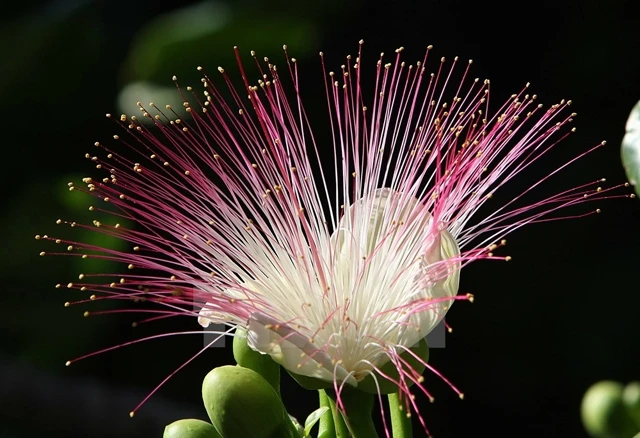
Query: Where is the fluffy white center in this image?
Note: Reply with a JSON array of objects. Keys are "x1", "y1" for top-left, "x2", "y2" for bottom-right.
[{"x1": 199, "y1": 188, "x2": 460, "y2": 385}]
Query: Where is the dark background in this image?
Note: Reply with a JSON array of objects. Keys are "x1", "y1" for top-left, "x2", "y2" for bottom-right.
[{"x1": 3, "y1": 0, "x2": 640, "y2": 437}]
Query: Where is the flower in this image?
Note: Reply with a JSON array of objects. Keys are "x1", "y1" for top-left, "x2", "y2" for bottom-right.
[{"x1": 38, "y1": 41, "x2": 626, "y2": 429}]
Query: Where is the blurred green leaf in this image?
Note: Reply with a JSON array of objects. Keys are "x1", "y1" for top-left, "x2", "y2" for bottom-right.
[
  {"x1": 581, "y1": 381, "x2": 638, "y2": 438},
  {"x1": 117, "y1": 82, "x2": 189, "y2": 124},
  {"x1": 58, "y1": 175, "x2": 131, "y2": 272},
  {"x1": 7, "y1": 175, "x2": 133, "y2": 366},
  {"x1": 624, "y1": 382, "x2": 640, "y2": 429},
  {"x1": 121, "y1": 0, "x2": 318, "y2": 86},
  {"x1": 621, "y1": 100, "x2": 640, "y2": 197}
]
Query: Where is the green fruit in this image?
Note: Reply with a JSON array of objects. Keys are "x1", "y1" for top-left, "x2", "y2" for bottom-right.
[
  {"x1": 163, "y1": 418, "x2": 221, "y2": 438},
  {"x1": 202, "y1": 365, "x2": 298, "y2": 438},
  {"x1": 232, "y1": 328, "x2": 281, "y2": 395},
  {"x1": 581, "y1": 380, "x2": 638, "y2": 437}
]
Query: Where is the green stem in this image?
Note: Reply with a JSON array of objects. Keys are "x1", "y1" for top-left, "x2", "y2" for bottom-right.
[
  {"x1": 327, "y1": 390, "x2": 350, "y2": 437},
  {"x1": 326, "y1": 388, "x2": 378, "y2": 438},
  {"x1": 318, "y1": 390, "x2": 336, "y2": 438},
  {"x1": 388, "y1": 393, "x2": 412, "y2": 438}
]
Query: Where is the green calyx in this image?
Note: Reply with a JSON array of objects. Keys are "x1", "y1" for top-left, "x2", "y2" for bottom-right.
[
  {"x1": 202, "y1": 365, "x2": 299, "y2": 438},
  {"x1": 163, "y1": 419, "x2": 221, "y2": 438},
  {"x1": 286, "y1": 338, "x2": 429, "y2": 396},
  {"x1": 287, "y1": 368, "x2": 334, "y2": 390},
  {"x1": 232, "y1": 327, "x2": 281, "y2": 395}
]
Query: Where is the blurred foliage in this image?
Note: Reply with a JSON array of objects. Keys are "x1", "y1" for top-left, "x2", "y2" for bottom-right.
[
  {"x1": 4, "y1": 174, "x2": 128, "y2": 368},
  {"x1": 581, "y1": 381, "x2": 640, "y2": 438},
  {"x1": 120, "y1": 1, "x2": 320, "y2": 86}
]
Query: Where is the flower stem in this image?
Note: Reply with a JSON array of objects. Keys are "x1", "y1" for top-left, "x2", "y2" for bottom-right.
[
  {"x1": 318, "y1": 390, "x2": 337, "y2": 438},
  {"x1": 325, "y1": 388, "x2": 378, "y2": 438},
  {"x1": 388, "y1": 393, "x2": 412, "y2": 438},
  {"x1": 320, "y1": 389, "x2": 350, "y2": 437}
]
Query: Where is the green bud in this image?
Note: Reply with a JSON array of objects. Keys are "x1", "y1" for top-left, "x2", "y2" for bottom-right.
[
  {"x1": 581, "y1": 380, "x2": 638, "y2": 438},
  {"x1": 202, "y1": 365, "x2": 299, "y2": 438},
  {"x1": 233, "y1": 328, "x2": 281, "y2": 395},
  {"x1": 623, "y1": 381, "x2": 640, "y2": 428},
  {"x1": 163, "y1": 419, "x2": 221, "y2": 438},
  {"x1": 357, "y1": 338, "x2": 429, "y2": 394}
]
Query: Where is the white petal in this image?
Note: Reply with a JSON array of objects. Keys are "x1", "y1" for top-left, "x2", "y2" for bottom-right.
[
  {"x1": 331, "y1": 188, "x2": 460, "y2": 360},
  {"x1": 246, "y1": 313, "x2": 357, "y2": 386},
  {"x1": 197, "y1": 280, "x2": 261, "y2": 327},
  {"x1": 197, "y1": 305, "x2": 224, "y2": 328}
]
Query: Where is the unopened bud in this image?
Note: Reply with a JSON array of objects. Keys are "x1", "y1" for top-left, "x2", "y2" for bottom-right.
[
  {"x1": 202, "y1": 365, "x2": 298, "y2": 438},
  {"x1": 163, "y1": 418, "x2": 221, "y2": 437}
]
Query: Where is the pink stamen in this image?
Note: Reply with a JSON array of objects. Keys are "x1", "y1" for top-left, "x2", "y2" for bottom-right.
[{"x1": 37, "y1": 41, "x2": 630, "y2": 436}]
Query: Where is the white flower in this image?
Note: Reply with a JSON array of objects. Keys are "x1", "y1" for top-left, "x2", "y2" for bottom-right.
[
  {"x1": 46, "y1": 42, "x2": 621, "y2": 427},
  {"x1": 199, "y1": 188, "x2": 460, "y2": 384}
]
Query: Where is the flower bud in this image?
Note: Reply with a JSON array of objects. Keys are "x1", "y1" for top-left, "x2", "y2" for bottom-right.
[
  {"x1": 581, "y1": 380, "x2": 638, "y2": 437},
  {"x1": 163, "y1": 418, "x2": 221, "y2": 438},
  {"x1": 233, "y1": 327, "x2": 281, "y2": 395},
  {"x1": 202, "y1": 365, "x2": 299, "y2": 438}
]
